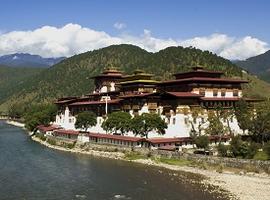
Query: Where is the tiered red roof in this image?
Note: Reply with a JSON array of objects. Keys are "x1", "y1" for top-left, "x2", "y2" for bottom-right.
[
  {"x1": 69, "y1": 99, "x2": 121, "y2": 106},
  {"x1": 166, "y1": 92, "x2": 203, "y2": 98},
  {"x1": 118, "y1": 93, "x2": 153, "y2": 98},
  {"x1": 200, "y1": 97, "x2": 241, "y2": 101},
  {"x1": 160, "y1": 77, "x2": 248, "y2": 85}
]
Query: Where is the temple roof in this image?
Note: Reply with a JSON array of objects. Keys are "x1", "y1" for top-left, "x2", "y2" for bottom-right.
[
  {"x1": 160, "y1": 77, "x2": 248, "y2": 85},
  {"x1": 86, "y1": 91, "x2": 120, "y2": 96},
  {"x1": 118, "y1": 79, "x2": 159, "y2": 85},
  {"x1": 91, "y1": 67, "x2": 123, "y2": 79},
  {"x1": 173, "y1": 66, "x2": 224, "y2": 79},
  {"x1": 120, "y1": 69, "x2": 155, "y2": 83},
  {"x1": 200, "y1": 97, "x2": 241, "y2": 101},
  {"x1": 166, "y1": 92, "x2": 203, "y2": 98},
  {"x1": 118, "y1": 93, "x2": 154, "y2": 98},
  {"x1": 69, "y1": 99, "x2": 121, "y2": 106}
]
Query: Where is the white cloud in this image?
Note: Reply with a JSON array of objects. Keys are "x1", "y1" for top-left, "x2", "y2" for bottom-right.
[
  {"x1": 0, "y1": 23, "x2": 268, "y2": 60},
  {"x1": 113, "y1": 22, "x2": 126, "y2": 30}
]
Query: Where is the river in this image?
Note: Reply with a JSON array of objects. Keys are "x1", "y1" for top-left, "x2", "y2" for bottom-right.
[{"x1": 0, "y1": 121, "x2": 227, "y2": 200}]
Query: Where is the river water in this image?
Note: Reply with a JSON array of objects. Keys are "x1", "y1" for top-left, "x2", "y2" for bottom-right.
[{"x1": 0, "y1": 121, "x2": 227, "y2": 200}]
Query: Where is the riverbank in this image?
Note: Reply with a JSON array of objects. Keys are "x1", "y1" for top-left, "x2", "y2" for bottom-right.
[
  {"x1": 4, "y1": 120, "x2": 25, "y2": 129},
  {"x1": 5, "y1": 120, "x2": 270, "y2": 200},
  {"x1": 31, "y1": 135, "x2": 270, "y2": 200}
]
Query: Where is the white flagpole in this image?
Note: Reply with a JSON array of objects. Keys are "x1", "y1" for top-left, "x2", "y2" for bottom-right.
[{"x1": 105, "y1": 94, "x2": 108, "y2": 116}]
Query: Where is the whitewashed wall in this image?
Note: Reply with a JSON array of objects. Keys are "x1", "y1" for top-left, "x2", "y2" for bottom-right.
[{"x1": 54, "y1": 104, "x2": 244, "y2": 138}]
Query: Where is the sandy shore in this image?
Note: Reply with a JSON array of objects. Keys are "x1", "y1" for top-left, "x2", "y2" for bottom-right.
[
  {"x1": 4, "y1": 120, "x2": 25, "y2": 129},
  {"x1": 5, "y1": 121, "x2": 270, "y2": 200}
]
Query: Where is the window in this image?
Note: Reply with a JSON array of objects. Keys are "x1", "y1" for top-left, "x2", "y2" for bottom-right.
[
  {"x1": 199, "y1": 88, "x2": 205, "y2": 96},
  {"x1": 213, "y1": 89, "x2": 218, "y2": 97},
  {"x1": 233, "y1": 89, "x2": 238, "y2": 97},
  {"x1": 221, "y1": 90, "x2": 226, "y2": 97}
]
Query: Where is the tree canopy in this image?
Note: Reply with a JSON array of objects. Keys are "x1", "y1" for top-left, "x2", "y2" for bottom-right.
[
  {"x1": 101, "y1": 111, "x2": 131, "y2": 135},
  {"x1": 130, "y1": 113, "x2": 167, "y2": 138},
  {"x1": 235, "y1": 100, "x2": 270, "y2": 144},
  {"x1": 75, "y1": 111, "x2": 97, "y2": 132},
  {"x1": 24, "y1": 104, "x2": 57, "y2": 131}
]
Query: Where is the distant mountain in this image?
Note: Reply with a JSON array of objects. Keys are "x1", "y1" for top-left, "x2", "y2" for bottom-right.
[
  {"x1": 0, "y1": 53, "x2": 66, "y2": 68},
  {"x1": 236, "y1": 50, "x2": 270, "y2": 82},
  {"x1": 1, "y1": 44, "x2": 270, "y2": 114}
]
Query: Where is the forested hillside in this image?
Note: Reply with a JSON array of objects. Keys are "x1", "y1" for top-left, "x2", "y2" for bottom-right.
[
  {"x1": 236, "y1": 50, "x2": 270, "y2": 82},
  {"x1": 1, "y1": 44, "x2": 270, "y2": 114},
  {"x1": 0, "y1": 65, "x2": 44, "y2": 106}
]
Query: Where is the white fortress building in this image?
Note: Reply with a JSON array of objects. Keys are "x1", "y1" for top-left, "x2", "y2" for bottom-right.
[{"x1": 54, "y1": 66, "x2": 254, "y2": 138}]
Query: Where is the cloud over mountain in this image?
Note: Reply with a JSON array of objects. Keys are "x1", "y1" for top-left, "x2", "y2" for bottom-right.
[{"x1": 0, "y1": 23, "x2": 268, "y2": 60}]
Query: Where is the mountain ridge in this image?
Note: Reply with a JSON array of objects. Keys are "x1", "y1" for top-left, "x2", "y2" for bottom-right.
[
  {"x1": 236, "y1": 50, "x2": 270, "y2": 82},
  {"x1": 0, "y1": 53, "x2": 66, "y2": 68}
]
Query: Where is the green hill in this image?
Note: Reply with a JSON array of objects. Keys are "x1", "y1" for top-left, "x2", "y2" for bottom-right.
[
  {"x1": 1, "y1": 44, "x2": 270, "y2": 114},
  {"x1": 0, "y1": 65, "x2": 44, "y2": 105},
  {"x1": 236, "y1": 50, "x2": 270, "y2": 82}
]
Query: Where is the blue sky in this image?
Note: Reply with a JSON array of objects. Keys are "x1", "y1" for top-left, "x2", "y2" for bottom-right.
[{"x1": 0, "y1": 0, "x2": 269, "y2": 59}]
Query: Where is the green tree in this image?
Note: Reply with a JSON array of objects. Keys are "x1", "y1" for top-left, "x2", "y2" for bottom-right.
[
  {"x1": 248, "y1": 100, "x2": 270, "y2": 144},
  {"x1": 101, "y1": 111, "x2": 131, "y2": 135},
  {"x1": 217, "y1": 143, "x2": 229, "y2": 157},
  {"x1": 194, "y1": 135, "x2": 210, "y2": 150},
  {"x1": 8, "y1": 103, "x2": 26, "y2": 119},
  {"x1": 263, "y1": 141, "x2": 270, "y2": 159},
  {"x1": 205, "y1": 111, "x2": 227, "y2": 141},
  {"x1": 75, "y1": 111, "x2": 97, "y2": 132},
  {"x1": 235, "y1": 99, "x2": 252, "y2": 134},
  {"x1": 130, "y1": 115, "x2": 145, "y2": 136},
  {"x1": 220, "y1": 108, "x2": 235, "y2": 136},
  {"x1": 189, "y1": 107, "x2": 206, "y2": 138},
  {"x1": 24, "y1": 104, "x2": 57, "y2": 131},
  {"x1": 130, "y1": 113, "x2": 167, "y2": 138}
]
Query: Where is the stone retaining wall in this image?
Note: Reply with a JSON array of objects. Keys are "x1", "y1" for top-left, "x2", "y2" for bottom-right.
[{"x1": 46, "y1": 135, "x2": 76, "y2": 148}]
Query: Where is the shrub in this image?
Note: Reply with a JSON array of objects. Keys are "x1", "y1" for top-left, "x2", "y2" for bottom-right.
[
  {"x1": 40, "y1": 135, "x2": 46, "y2": 141},
  {"x1": 47, "y1": 138, "x2": 56, "y2": 145},
  {"x1": 194, "y1": 135, "x2": 209, "y2": 150},
  {"x1": 230, "y1": 136, "x2": 258, "y2": 158},
  {"x1": 65, "y1": 142, "x2": 75, "y2": 149},
  {"x1": 263, "y1": 141, "x2": 270, "y2": 159},
  {"x1": 217, "y1": 143, "x2": 228, "y2": 157},
  {"x1": 253, "y1": 151, "x2": 269, "y2": 161},
  {"x1": 246, "y1": 142, "x2": 260, "y2": 159},
  {"x1": 147, "y1": 151, "x2": 152, "y2": 158},
  {"x1": 244, "y1": 164, "x2": 260, "y2": 173},
  {"x1": 216, "y1": 164, "x2": 224, "y2": 173},
  {"x1": 198, "y1": 161, "x2": 209, "y2": 170}
]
